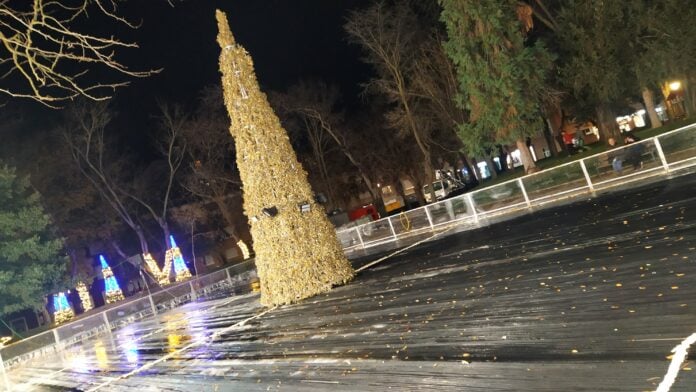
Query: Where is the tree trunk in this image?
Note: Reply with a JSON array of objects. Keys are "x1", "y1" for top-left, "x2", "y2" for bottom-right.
[
  {"x1": 160, "y1": 219, "x2": 171, "y2": 249},
  {"x1": 363, "y1": 179, "x2": 379, "y2": 205},
  {"x1": 684, "y1": 75, "x2": 696, "y2": 118},
  {"x1": 516, "y1": 139, "x2": 537, "y2": 173},
  {"x1": 642, "y1": 87, "x2": 662, "y2": 129},
  {"x1": 596, "y1": 105, "x2": 621, "y2": 145},
  {"x1": 214, "y1": 197, "x2": 240, "y2": 241},
  {"x1": 134, "y1": 227, "x2": 149, "y2": 254},
  {"x1": 423, "y1": 163, "x2": 436, "y2": 203},
  {"x1": 543, "y1": 118, "x2": 560, "y2": 156},
  {"x1": 409, "y1": 174, "x2": 426, "y2": 206},
  {"x1": 68, "y1": 249, "x2": 79, "y2": 281}
]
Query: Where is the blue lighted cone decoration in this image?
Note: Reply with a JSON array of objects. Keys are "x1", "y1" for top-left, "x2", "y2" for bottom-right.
[
  {"x1": 169, "y1": 235, "x2": 192, "y2": 282},
  {"x1": 100, "y1": 255, "x2": 125, "y2": 304},
  {"x1": 53, "y1": 292, "x2": 74, "y2": 324}
]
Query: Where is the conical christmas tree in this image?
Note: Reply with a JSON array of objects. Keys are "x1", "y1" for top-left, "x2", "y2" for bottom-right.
[
  {"x1": 215, "y1": 10, "x2": 354, "y2": 306},
  {"x1": 169, "y1": 235, "x2": 192, "y2": 282},
  {"x1": 100, "y1": 255, "x2": 124, "y2": 304},
  {"x1": 52, "y1": 292, "x2": 74, "y2": 324}
]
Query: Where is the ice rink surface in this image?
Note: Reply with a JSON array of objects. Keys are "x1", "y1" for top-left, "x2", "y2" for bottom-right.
[{"x1": 6, "y1": 173, "x2": 696, "y2": 391}]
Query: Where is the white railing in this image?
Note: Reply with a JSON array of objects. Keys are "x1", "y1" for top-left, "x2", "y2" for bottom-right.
[
  {"x1": 0, "y1": 260, "x2": 256, "y2": 380},
  {"x1": 336, "y1": 123, "x2": 696, "y2": 253},
  {"x1": 1, "y1": 123, "x2": 694, "y2": 391}
]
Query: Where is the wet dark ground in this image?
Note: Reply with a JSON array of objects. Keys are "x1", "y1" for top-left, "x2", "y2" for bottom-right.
[{"x1": 7, "y1": 173, "x2": 696, "y2": 391}]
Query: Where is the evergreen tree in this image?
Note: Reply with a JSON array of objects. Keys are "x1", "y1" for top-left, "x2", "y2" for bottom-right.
[
  {"x1": 0, "y1": 164, "x2": 66, "y2": 316},
  {"x1": 439, "y1": 0, "x2": 554, "y2": 173},
  {"x1": 639, "y1": 0, "x2": 696, "y2": 117},
  {"x1": 554, "y1": 1, "x2": 640, "y2": 142},
  {"x1": 215, "y1": 10, "x2": 354, "y2": 307}
]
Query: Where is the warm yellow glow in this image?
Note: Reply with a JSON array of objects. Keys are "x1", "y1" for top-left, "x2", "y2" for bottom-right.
[
  {"x1": 94, "y1": 341, "x2": 109, "y2": 370},
  {"x1": 669, "y1": 81, "x2": 682, "y2": 91},
  {"x1": 0, "y1": 336, "x2": 12, "y2": 347},
  {"x1": 76, "y1": 281, "x2": 93, "y2": 312},
  {"x1": 160, "y1": 249, "x2": 174, "y2": 285},
  {"x1": 216, "y1": 10, "x2": 354, "y2": 307},
  {"x1": 237, "y1": 240, "x2": 250, "y2": 260},
  {"x1": 143, "y1": 253, "x2": 167, "y2": 284},
  {"x1": 105, "y1": 291, "x2": 124, "y2": 304},
  {"x1": 102, "y1": 263, "x2": 125, "y2": 304},
  {"x1": 170, "y1": 246, "x2": 192, "y2": 282},
  {"x1": 54, "y1": 307, "x2": 74, "y2": 325}
]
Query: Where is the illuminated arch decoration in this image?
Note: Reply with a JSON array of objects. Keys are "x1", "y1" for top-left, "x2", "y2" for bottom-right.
[
  {"x1": 168, "y1": 235, "x2": 192, "y2": 282},
  {"x1": 100, "y1": 255, "x2": 125, "y2": 304},
  {"x1": 53, "y1": 292, "x2": 74, "y2": 324},
  {"x1": 143, "y1": 252, "x2": 168, "y2": 285},
  {"x1": 75, "y1": 281, "x2": 93, "y2": 312}
]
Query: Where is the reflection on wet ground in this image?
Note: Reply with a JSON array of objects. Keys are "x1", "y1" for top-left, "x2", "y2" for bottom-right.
[{"x1": 7, "y1": 173, "x2": 696, "y2": 391}]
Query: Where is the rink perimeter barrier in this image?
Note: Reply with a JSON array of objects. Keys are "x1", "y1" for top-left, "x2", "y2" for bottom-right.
[{"x1": 336, "y1": 123, "x2": 696, "y2": 254}]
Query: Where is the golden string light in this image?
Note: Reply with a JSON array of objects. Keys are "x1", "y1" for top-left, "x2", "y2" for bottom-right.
[
  {"x1": 216, "y1": 10, "x2": 354, "y2": 306},
  {"x1": 237, "y1": 239, "x2": 251, "y2": 260},
  {"x1": 76, "y1": 281, "x2": 93, "y2": 312}
]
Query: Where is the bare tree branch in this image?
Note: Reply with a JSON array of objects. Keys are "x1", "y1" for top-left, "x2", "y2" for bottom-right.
[{"x1": 0, "y1": 0, "x2": 159, "y2": 107}]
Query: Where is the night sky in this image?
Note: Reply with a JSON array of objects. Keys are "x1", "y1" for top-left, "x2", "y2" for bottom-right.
[
  {"x1": 3, "y1": 1, "x2": 375, "y2": 151},
  {"x1": 114, "y1": 0, "x2": 374, "y2": 121}
]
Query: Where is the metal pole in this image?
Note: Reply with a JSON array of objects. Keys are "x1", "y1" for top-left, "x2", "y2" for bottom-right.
[
  {"x1": 517, "y1": 178, "x2": 532, "y2": 209},
  {"x1": 225, "y1": 267, "x2": 233, "y2": 286},
  {"x1": 52, "y1": 329, "x2": 60, "y2": 345},
  {"x1": 653, "y1": 137, "x2": 670, "y2": 172},
  {"x1": 140, "y1": 269, "x2": 157, "y2": 316},
  {"x1": 387, "y1": 217, "x2": 397, "y2": 240},
  {"x1": 466, "y1": 193, "x2": 479, "y2": 224},
  {"x1": 148, "y1": 293, "x2": 157, "y2": 316},
  {"x1": 0, "y1": 350, "x2": 11, "y2": 392},
  {"x1": 355, "y1": 227, "x2": 365, "y2": 249},
  {"x1": 579, "y1": 159, "x2": 595, "y2": 193},
  {"x1": 102, "y1": 312, "x2": 110, "y2": 332},
  {"x1": 189, "y1": 281, "x2": 197, "y2": 301},
  {"x1": 424, "y1": 206, "x2": 434, "y2": 231}
]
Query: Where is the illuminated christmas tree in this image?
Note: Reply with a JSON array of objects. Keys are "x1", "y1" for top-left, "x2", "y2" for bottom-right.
[
  {"x1": 52, "y1": 292, "x2": 74, "y2": 324},
  {"x1": 168, "y1": 235, "x2": 192, "y2": 282},
  {"x1": 215, "y1": 10, "x2": 354, "y2": 306},
  {"x1": 100, "y1": 255, "x2": 124, "y2": 304},
  {"x1": 75, "y1": 281, "x2": 93, "y2": 312}
]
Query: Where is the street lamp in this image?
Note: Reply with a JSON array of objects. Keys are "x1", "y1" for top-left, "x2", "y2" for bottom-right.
[{"x1": 669, "y1": 81, "x2": 682, "y2": 91}]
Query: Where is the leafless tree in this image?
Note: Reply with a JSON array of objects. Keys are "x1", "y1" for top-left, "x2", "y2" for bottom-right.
[
  {"x1": 0, "y1": 0, "x2": 158, "y2": 107},
  {"x1": 272, "y1": 80, "x2": 381, "y2": 205},
  {"x1": 123, "y1": 103, "x2": 187, "y2": 248},
  {"x1": 179, "y1": 86, "x2": 247, "y2": 243},
  {"x1": 62, "y1": 101, "x2": 152, "y2": 253},
  {"x1": 345, "y1": 2, "x2": 437, "y2": 201}
]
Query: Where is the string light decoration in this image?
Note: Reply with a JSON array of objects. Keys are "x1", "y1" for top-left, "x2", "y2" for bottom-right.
[
  {"x1": 237, "y1": 239, "x2": 250, "y2": 260},
  {"x1": 143, "y1": 252, "x2": 167, "y2": 284},
  {"x1": 53, "y1": 292, "x2": 74, "y2": 324},
  {"x1": 216, "y1": 10, "x2": 354, "y2": 307},
  {"x1": 76, "y1": 281, "x2": 93, "y2": 312},
  {"x1": 169, "y1": 235, "x2": 192, "y2": 282},
  {"x1": 100, "y1": 255, "x2": 125, "y2": 304}
]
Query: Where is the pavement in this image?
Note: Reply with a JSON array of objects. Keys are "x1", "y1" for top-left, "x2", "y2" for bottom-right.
[{"x1": 5, "y1": 172, "x2": 696, "y2": 391}]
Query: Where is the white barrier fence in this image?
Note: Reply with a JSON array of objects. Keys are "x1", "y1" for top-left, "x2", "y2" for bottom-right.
[
  {"x1": 336, "y1": 123, "x2": 696, "y2": 253},
  {"x1": 1, "y1": 123, "x2": 695, "y2": 391},
  {"x1": 0, "y1": 260, "x2": 255, "y2": 385}
]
